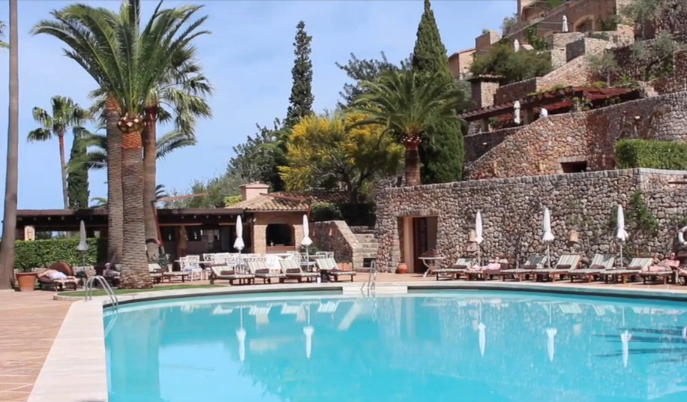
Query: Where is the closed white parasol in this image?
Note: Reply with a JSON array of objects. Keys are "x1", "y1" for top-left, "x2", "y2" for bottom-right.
[
  {"x1": 475, "y1": 211, "x2": 484, "y2": 265},
  {"x1": 616, "y1": 205, "x2": 628, "y2": 268},
  {"x1": 234, "y1": 215, "x2": 245, "y2": 252},
  {"x1": 77, "y1": 220, "x2": 88, "y2": 269},
  {"x1": 542, "y1": 208, "x2": 555, "y2": 268}
]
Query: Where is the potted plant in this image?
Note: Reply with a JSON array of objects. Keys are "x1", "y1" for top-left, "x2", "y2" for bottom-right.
[
  {"x1": 15, "y1": 267, "x2": 38, "y2": 292},
  {"x1": 397, "y1": 262, "x2": 408, "y2": 274}
]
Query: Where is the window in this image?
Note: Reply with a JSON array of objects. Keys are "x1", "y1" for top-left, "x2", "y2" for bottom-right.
[
  {"x1": 266, "y1": 224, "x2": 294, "y2": 247},
  {"x1": 560, "y1": 161, "x2": 588, "y2": 173}
]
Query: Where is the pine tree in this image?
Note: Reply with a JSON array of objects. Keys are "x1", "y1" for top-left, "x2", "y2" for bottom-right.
[
  {"x1": 284, "y1": 21, "x2": 314, "y2": 129},
  {"x1": 67, "y1": 134, "x2": 89, "y2": 209},
  {"x1": 411, "y1": 0, "x2": 465, "y2": 184}
]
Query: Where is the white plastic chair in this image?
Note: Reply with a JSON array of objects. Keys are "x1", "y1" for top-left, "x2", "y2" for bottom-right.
[{"x1": 180, "y1": 255, "x2": 203, "y2": 281}]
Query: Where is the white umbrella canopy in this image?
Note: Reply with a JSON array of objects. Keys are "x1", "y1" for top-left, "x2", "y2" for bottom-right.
[
  {"x1": 475, "y1": 211, "x2": 484, "y2": 265},
  {"x1": 301, "y1": 214, "x2": 313, "y2": 247},
  {"x1": 542, "y1": 208, "x2": 555, "y2": 268},
  {"x1": 77, "y1": 220, "x2": 89, "y2": 252},
  {"x1": 234, "y1": 215, "x2": 245, "y2": 252},
  {"x1": 616, "y1": 206, "x2": 628, "y2": 268}
]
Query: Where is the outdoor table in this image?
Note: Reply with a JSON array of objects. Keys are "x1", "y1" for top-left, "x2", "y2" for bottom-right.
[
  {"x1": 420, "y1": 256, "x2": 445, "y2": 278},
  {"x1": 162, "y1": 272, "x2": 190, "y2": 283}
]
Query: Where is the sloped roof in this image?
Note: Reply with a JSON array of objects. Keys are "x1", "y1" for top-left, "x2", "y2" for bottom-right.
[{"x1": 229, "y1": 191, "x2": 350, "y2": 212}]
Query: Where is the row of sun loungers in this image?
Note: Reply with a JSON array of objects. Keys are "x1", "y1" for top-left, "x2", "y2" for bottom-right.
[
  {"x1": 208, "y1": 257, "x2": 356, "y2": 285},
  {"x1": 435, "y1": 254, "x2": 687, "y2": 285}
]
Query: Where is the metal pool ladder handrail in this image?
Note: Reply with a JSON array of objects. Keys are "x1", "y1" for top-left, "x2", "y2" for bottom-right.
[
  {"x1": 85, "y1": 275, "x2": 119, "y2": 310},
  {"x1": 361, "y1": 259, "x2": 376, "y2": 296}
]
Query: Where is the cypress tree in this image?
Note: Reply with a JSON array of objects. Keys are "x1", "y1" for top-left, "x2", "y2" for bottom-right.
[
  {"x1": 411, "y1": 0, "x2": 465, "y2": 184},
  {"x1": 67, "y1": 134, "x2": 89, "y2": 209},
  {"x1": 284, "y1": 21, "x2": 314, "y2": 129}
]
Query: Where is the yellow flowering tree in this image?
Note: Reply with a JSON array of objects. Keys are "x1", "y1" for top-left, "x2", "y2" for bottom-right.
[{"x1": 280, "y1": 112, "x2": 403, "y2": 203}]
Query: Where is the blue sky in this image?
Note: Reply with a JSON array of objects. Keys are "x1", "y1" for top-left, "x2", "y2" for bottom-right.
[{"x1": 0, "y1": 0, "x2": 513, "y2": 211}]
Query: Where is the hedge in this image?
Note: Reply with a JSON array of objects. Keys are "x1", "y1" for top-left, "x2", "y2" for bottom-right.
[
  {"x1": 615, "y1": 139, "x2": 687, "y2": 170},
  {"x1": 14, "y1": 238, "x2": 107, "y2": 271}
]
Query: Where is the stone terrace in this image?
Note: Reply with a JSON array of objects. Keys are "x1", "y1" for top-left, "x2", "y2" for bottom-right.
[
  {"x1": 375, "y1": 169, "x2": 687, "y2": 273},
  {"x1": 0, "y1": 291, "x2": 72, "y2": 402}
]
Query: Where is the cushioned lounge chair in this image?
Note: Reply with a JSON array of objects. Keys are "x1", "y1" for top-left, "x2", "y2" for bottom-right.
[
  {"x1": 209, "y1": 265, "x2": 254, "y2": 285},
  {"x1": 569, "y1": 254, "x2": 615, "y2": 283},
  {"x1": 496, "y1": 255, "x2": 547, "y2": 281},
  {"x1": 465, "y1": 258, "x2": 509, "y2": 280},
  {"x1": 600, "y1": 257, "x2": 653, "y2": 284},
  {"x1": 37, "y1": 262, "x2": 79, "y2": 291},
  {"x1": 316, "y1": 258, "x2": 356, "y2": 282},
  {"x1": 435, "y1": 257, "x2": 473, "y2": 280},
  {"x1": 280, "y1": 259, "x2": 320, "y2": 283},
  {"x1": 536, "y1": 254, "x2": 582, "y2": 281},
  {"x1": 638, "y1": 261, "x2": 676, "y2": 285},
  {"x1": 246, "y1": 259, "x2": 284, "y2": 284}
]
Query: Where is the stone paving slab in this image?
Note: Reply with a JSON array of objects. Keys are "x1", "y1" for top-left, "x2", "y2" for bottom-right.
[{"x1": 0, "y1": 290, "x2": 72, "y2": 402}]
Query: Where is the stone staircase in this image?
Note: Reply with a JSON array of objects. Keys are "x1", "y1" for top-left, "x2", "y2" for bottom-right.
[{"x1": 351, "y1": 226, "x2": 379, "y2": 270}]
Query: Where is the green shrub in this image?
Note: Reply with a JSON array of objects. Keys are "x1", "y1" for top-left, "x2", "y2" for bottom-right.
[
  {"x1": 311, "y1": 203, "x2": 343, "y2": 221},
  {"x1": 14, "y1": 238, "x2": 107, "y2": 271},
  {"x1": 224, "y1": 195, "x2": 242, "y2": 206},
  {"x1": 615, "y1": 140, "x2": 687, "y2": 170}
]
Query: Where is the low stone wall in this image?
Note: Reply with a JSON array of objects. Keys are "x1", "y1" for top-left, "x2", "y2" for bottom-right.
[
  {"x1": 566, "y1": 37, "x2": 609, "y2": 62},
  {"x1": 537, "y1": 55, "x2": 593, "y2": 89},
  {"x1": 375, "y1": 169, "x2": 687, "y2": 272},
  {"x1": 465, "y1": 92, "x2": 687, "y2": 180},
  {"x1": 652, "y1": 50, "x2": 687, "y2": 95},
  {"x1": 464, "y1": 127, "x2": 520, "y2": 165},
  {"x1": 311, "y1": 221, "x2": 361, "y2": 267},
  {"x1": 494, "y1": 79, "x2": 539, "y2": 104}
]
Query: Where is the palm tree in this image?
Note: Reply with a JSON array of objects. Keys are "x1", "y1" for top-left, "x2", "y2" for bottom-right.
[
  {"x1": 32, "y1": 0, "x2": 210, "y2": 288},
  {"x1": 91, "y1": 184, "x2": 168, "y2": 208},
  {"x1": 68, "y1": 129, "x2": 197, "y2": 171},
  {"x1": 28, "y1": 96, "x2": 89, "y2": 209},
  {"x1": 89, "y1": 45, "x2": 212, "y2": 259},
  {"x1": 0, "y1": 20, "x2": 8, "y2": 49},
  {"x1": 0, "y1": 0, "x2": 19, "y2": 290},
  {"x1": 352, "y1": 70, "x2": 462, "y2": 187}
]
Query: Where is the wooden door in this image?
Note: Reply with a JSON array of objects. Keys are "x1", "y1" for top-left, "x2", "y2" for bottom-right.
[{"x1": 413, "y1": 218, "x2": 429, "y2": 273}]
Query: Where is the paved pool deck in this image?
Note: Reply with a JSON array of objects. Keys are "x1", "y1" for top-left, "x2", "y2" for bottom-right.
[{"x1": 4, "y1": 273, "x2": 687, "y2": 402}]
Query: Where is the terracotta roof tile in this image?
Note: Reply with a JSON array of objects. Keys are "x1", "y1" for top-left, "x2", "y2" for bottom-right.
[{"x1": 228, "y1": 191, "x2": 350, "y2": 212}]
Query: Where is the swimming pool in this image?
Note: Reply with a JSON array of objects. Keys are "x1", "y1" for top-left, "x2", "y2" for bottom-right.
[{"x1": 104, "y1": 290, "x2": 687, "y2": 402}]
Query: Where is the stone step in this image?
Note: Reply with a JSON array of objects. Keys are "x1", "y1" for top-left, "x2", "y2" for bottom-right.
[
  {"x1": 355, "y1": 235, "x2": 377, "y2": 242},
  {"x1": 358, "y1": 243, "x2": 379, "y2": 249},
  {"x1": 341, "y1": 284, "x2": 408, "y2": 296}
]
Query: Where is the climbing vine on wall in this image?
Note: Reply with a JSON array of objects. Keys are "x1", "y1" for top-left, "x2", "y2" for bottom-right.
[{"x1": 627, "y1": 191, "x2": 659, "y2": 236}]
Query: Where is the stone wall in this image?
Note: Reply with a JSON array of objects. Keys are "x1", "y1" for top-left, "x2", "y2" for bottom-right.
[
  {"x1": 375, "y1": 169, "x2": 687, "y2": 272},
  {"x1": 470, "y1": 78, "x2": 501, "y2": 108},
  {"x1": 652, "y1": 50, "x2": 687, "y2": 94},
  {"x1": 475, "y1": 31, "x2": 500, "y2": 54},
  {"x1": 508, "y1": 0, "x2": 620, "y2": 45},
  {"x1": 464, "y1": 127, "x2": 520, "y2": 166},
  {"x1": 566, "y1": 37, "x2": 610, "y2": 62},
  {"x1": 449, "y1": 49, "x2": 475, "y2": 81},
  {"x1": 311, "y1": 220, "x2": 361, "y2": 267},
  {"x1": 537, "y1": 54, "x2": 593, "y2": 89},
  {"x1": 465, "y1": 92, "x2": 687, "y2": 180},
  {"x1": 494, "y1": 78, "x2": 539, "y2": 104}
]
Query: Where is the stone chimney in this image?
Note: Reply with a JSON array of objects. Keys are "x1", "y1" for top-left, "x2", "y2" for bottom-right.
[
  {"x1": 240, "y1": 182, "x2": 270, "y2": 201},
  {"x1": 468, "y1": 75, "x2": 502, "y2": 108}
]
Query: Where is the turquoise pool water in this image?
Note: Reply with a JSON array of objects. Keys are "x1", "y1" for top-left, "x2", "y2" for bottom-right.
[{"x1": 104, "y1": 291, "x2": 687, "y2": 402}]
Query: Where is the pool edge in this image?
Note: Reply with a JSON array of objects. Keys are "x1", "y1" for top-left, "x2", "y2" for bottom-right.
[{"x1": 33, "y1": 281, "x2": 687, "y2": 402}]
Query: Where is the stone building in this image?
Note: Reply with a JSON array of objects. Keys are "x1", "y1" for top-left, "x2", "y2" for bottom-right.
[{"x1": 449, "y1": 0, "x2": 632, "y2": 81}]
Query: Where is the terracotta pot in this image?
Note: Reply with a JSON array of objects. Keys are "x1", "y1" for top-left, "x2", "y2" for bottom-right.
[
  {"x1": 16, "y1": 272, "x2": 38, "y2": 292},
  {"x1": 397, "y1": 263, "x2": 408, "y2": 274}
]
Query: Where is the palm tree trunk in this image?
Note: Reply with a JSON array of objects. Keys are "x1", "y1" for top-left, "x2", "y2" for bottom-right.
[
  {"x1": 0, "y1": 0, "x2": 19, "y2": 290},
  {"x1": 58, "y1": 133, "x2": 69, "y2": 209},
  {"x1": 119, "y1": 119, "x2": 152, "y2": 289},
  {"x1": 105, "y1": 95, "x2": 124, "y2": 264},
  {"x1": 143, "y1": 107, "x2": 159, "y2": 261},
  {"x1": 403, "y1": 137, "x2": 422, "y2": 187}
]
